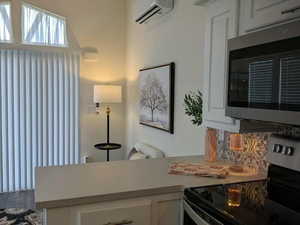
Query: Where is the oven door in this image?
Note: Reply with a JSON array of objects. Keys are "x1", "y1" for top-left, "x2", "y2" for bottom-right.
[{"x1": 183, "y1": 200, "x2": 223, "y2": 225}]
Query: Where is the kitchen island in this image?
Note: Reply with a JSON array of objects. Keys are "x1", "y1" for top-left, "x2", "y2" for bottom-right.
[{"x1": 36, "y1": 156, "x2": 266, "y2": 225}]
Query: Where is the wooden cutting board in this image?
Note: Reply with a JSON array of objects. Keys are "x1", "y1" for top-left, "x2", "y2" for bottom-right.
[
  {"x1": 168, "y1": 162, "x2": 229, "y2": 179},
  {"x1": 168, "y1": 162, "x2": 257, "y2": 178}
]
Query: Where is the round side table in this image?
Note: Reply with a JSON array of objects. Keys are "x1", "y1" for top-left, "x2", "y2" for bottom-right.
[{"x1": 94, "y1": 143, "x2": 122, "y2": 161}]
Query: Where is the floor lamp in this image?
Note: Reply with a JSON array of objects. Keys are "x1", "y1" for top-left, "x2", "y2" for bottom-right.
[{"x1": 93, "y1": 85, "x2": 122, "y2": 161}]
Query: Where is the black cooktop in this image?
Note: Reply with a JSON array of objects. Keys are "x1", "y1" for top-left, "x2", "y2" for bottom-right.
[{"x1": 185, "y1": 180, "x2": 300, "y2": 225}]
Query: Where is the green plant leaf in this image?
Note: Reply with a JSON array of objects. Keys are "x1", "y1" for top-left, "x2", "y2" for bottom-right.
[{"x1": 183, "y1": 90, "x2": 203, "y2": 126}]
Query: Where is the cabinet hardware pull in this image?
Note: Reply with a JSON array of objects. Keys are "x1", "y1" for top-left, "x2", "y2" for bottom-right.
[
  {"x1": 103, "y1": 220, "x2": 133, "y2": 225},
  {"x1": 282, "y1": 6, "x2": 300, "y2": 14}
]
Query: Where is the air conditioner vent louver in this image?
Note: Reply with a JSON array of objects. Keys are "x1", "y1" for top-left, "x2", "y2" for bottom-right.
[
  {"x1": 135, "y1": 0, "x2": 173, "y2": 24},
  {"x1": 135, "y1": 4, "x2": 161, "y2": 24}
]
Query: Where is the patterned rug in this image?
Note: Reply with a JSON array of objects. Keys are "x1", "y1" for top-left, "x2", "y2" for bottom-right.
[{"x1": 0, "y1": 208, "x2": 42, "y2": 225}]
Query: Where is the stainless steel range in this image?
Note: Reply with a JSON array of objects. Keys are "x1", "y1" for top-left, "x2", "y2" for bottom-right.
[{"x1": 184, "y1": 135, "x2": 300, "y2": 225}]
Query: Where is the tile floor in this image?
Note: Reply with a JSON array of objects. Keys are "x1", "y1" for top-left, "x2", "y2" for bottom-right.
[{"x1": 0, "y1": 191, "x2": 35, "y2": 209}]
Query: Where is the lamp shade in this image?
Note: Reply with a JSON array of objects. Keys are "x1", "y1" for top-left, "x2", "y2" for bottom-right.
[{"x1": 94, "y1": 85, "x2": 122, "y2": 103}]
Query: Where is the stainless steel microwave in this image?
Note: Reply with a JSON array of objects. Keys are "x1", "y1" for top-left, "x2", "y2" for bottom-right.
[{"x1": 226, "y1": 21, "x2": 300, "y2": 126}]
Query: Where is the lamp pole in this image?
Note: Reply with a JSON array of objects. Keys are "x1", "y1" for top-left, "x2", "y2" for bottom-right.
[
  {"x1": 106, "y1": 106, "x2": 111, "y2": 161},
  {"x1": 94, "y1": 85, "x2": 122, "y2": 163}
]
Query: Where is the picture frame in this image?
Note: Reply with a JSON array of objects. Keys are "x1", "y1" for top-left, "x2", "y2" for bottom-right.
[{"x1": 139, "y1": 62, "x2": 175, "y2": 134}]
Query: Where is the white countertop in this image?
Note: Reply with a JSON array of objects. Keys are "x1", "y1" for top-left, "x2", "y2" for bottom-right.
[{"x1": 35, "y1": 156, "x2": 266, "y2": 209}]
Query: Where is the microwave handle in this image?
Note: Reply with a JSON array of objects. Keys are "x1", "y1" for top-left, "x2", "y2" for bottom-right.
[{"x1": 282, "y1": 6, "x2": 300, "y2": 14}]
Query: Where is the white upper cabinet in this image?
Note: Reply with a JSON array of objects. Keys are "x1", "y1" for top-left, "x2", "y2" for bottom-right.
[
  {"x1": 240, "y1": 0, "x2": 300, "y2": 34},
  {"x1": 201, "y1": 0, "x2": 300, "y2": 132},
  {"x1": 203, "y1": 0, "x2": 241, "y2": 132}
]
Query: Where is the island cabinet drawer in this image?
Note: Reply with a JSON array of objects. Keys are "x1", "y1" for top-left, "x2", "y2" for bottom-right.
[
  {"x1": 74, "y1": 199, "x2": 152, "y2": 225},
  {"x1": 45, "y1": 193, "x2": 183, "y2": 225},
  {"x1": 45, "y1": 199, "x2": 152, "y2": 225}
]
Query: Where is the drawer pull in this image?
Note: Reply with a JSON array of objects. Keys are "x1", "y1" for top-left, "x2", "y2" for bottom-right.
[
  {"x1": 282, "y1": 6, "x2": 300, "y2": 14},
  {"x1": 103, "y1": 220, "x2": 133, "y2": 225}
]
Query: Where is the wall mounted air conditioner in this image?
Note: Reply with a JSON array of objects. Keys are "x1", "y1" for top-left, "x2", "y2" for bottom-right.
[{"x1": 135, "y1": 0, "x2": 174, "y2": 24}]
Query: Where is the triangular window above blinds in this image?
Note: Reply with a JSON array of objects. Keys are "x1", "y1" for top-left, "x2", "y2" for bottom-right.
[
  {"x1": 22, "y1": 3, "x2": 68, "y2": 47},
  {"x1": 0, "y1": 2, "x2": 12, "y2": 43}
]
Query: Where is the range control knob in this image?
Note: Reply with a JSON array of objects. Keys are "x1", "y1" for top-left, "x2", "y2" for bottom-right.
[
  {"x1": 285, "y1": 146, "x2": 294, "y2": 156},
  {"x1": 272, "y1": 144, "x2": 277, "y2": 152},
  {"x1": 275, "y1": 144, "x2": 283, "y2": 153}
]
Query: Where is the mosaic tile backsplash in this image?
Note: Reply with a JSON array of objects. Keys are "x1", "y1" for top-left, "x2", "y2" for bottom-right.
[{"x1": 216, "y1": 126, "x2": 300, "y2": 173}]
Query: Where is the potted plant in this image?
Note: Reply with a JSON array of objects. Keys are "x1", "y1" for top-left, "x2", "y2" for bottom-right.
[
  {"x1": 183, "y1": 90, "x2": 203, "y2": 126},
  {"x1": 184, "y1": 91, "x2": 217, "y2": 162}
]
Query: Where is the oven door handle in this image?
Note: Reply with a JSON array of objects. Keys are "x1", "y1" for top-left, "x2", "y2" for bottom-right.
[{"x1": 183, "y1": 200, "x2": 211, "y2": 225}]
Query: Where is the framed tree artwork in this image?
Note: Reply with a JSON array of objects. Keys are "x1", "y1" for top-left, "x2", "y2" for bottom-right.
[{"x1": 139, "y1": 63, "x2": 175, "y2": 134}]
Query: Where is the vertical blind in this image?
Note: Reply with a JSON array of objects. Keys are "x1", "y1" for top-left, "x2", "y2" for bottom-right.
[
  {"x1": 0, "y1": 49, "x2": 80, "y2": 192},
  {"x1": 280, "y1": 56, "x2": 300, "y2": 108},
  {"x1": 248, "y1": 60, "x2": 274, "y2": 104}
]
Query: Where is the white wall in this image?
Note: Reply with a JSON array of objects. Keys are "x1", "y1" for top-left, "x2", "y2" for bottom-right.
[
  {"x1": 14, "y1": 0, "x2": 206, "y2": 159},
  {"x1": 125, "y1": 0, "x2": 206, "y2": 156},
  {"x1": 23, "y1": 0, "x2": 127, "y2": 162}
]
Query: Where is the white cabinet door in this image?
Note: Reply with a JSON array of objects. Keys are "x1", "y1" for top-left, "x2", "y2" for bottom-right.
[
  {"x1": 240, "y1": 0, "x2": 300, "y2": 34},
  {"x1": 203, "y1": 0, "x2": 240, "y2": 132}
]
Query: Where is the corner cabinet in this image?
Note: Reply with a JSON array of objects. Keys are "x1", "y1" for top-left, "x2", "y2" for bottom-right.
[
  {"x1": 239, "y1": 0, "x2": 300, "y2": 35},
  {"x1": 202, "y1": 0, "x2": 241, "y2": 132}
]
